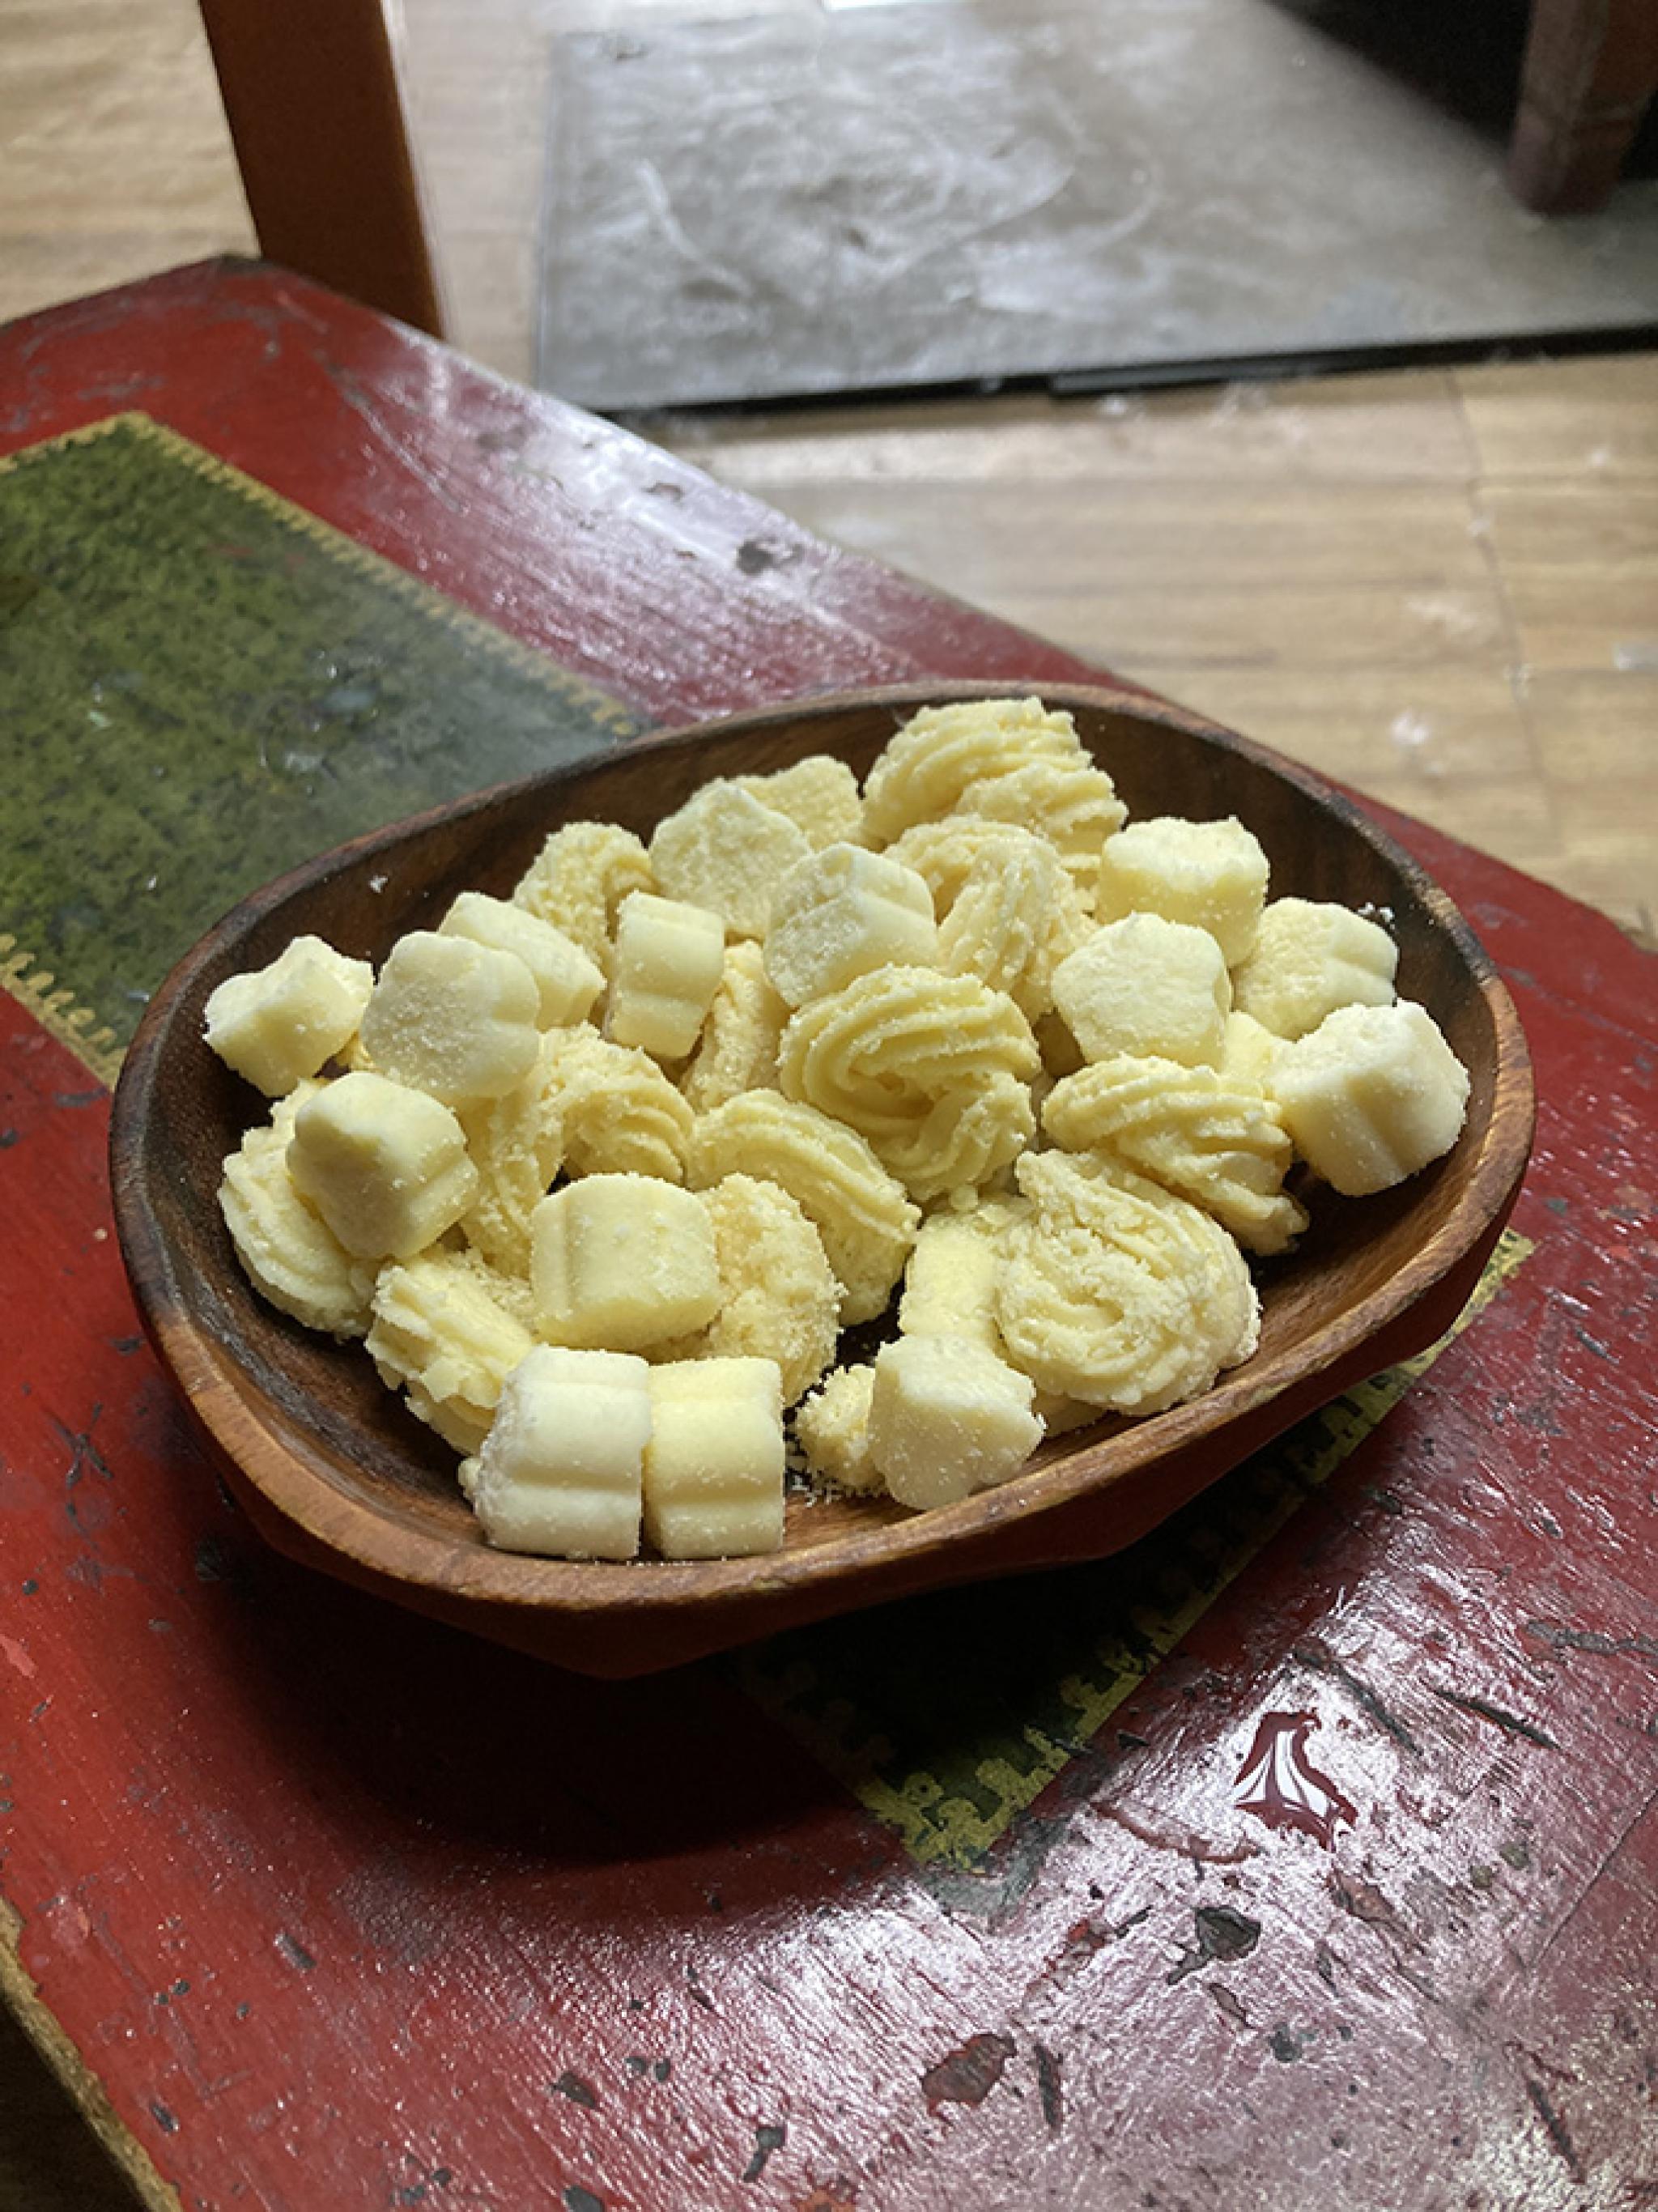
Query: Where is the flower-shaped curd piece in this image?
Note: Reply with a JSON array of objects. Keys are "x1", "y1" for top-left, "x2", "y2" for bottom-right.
[
  {"x1": 1043, "y1": 1054, "x2": 1307, "y2": 1256},
  {"x1": 995, "y1": 1150, "x2": 1258, "y2": 1414},
  {"x1": 778, "y1": 965, "x2": 1038, "y2": 1205}
]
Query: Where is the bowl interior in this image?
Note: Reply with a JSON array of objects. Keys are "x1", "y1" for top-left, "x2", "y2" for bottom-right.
[{"x1": 115, "y1": 683, "x2": 1524, "y2": 1619}]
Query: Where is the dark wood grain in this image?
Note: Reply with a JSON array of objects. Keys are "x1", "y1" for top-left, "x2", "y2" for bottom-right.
[{"x1": 110, "y1": 680, "x2": 1534, "y2": 1676}]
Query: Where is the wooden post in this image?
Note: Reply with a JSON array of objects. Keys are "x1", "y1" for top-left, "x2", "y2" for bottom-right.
[
  {"x1": 1507, "y1": 0, "x2": 1658, "y2": 213},
  {"x1": 197, "y1": 0, "x2": 446, "y2": 337}
]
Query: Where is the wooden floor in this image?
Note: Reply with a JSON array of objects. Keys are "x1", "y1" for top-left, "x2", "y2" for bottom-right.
[{"x1": 0, "y1": 0, "x2": 1655, "y2": 2191}]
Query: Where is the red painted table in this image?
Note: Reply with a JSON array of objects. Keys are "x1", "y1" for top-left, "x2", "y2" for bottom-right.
[{"x1": 2, "y1": 260, "x2": 1655, "y2": 2212}]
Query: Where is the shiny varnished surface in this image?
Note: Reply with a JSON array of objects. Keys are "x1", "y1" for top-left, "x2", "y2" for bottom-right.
[
  {"x1": 113, "y1": 681, "x2": 1531, "y2": 1674},
  {"x1": 1, "y1": 265, "x2": 1654, "y2": 2212}
]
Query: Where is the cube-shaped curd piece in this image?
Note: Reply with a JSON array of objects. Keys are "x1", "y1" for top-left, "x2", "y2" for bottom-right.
[
  {"x1": 359, "y1": 931, "x2": 540, "y2": 1104},
  {"x1": 1052, "y1": 913, "x2": 1231, "y2": 1068},
  {"x1": 606, "y1": 891, "x2": 725, "y2": 1060},
  {"x1": 531, "y1": 1173, "x2": 719, "y2": 1351},
  {"x1": 869, "y1": 1333, "x2": 1043, "y2": 1512},
  {"x1": 439, "y1": 891, "x2": 603, "y2": 1029},
  {"x1": 1270, "y1": 1000, "x2": 1470, "y2": 1196},
  {"x1": 287, "y1": 1070, "x2": 477, "y2": 1258},
  {"x1": 898, "y1": 1214, "x2": 1001, "y2": 1354},
  {"x1": 643, "y1": 1357, "x2": 785, "y2": 1558},
  {"x1": 1231, "y1": 897, "x2": 1397, "y2": 1040},
  {"x1": 468, "y1": 1345, "x2": 651, "y2": 1557},
  {"x1": 203, "y1": 935, "x2": 373, "y2": 1096},
  {"x1": 764, "y1": 844, "x2": 938, "y2": 1008},
  {"x1": 1094, "y1": 815, "x2": 1269, "y2": 966},
  {"x1": 648, "y1": 780, "x2": 812, "y2": 938}
]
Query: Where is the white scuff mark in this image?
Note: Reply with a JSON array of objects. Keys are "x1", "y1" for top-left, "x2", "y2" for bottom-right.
[
  {"x1": 1097, "y1": 393, "x2": 1139, "y2": 419},
  {"x1": 88, "y1": 708, "x2": 110, "y2": 728},
  {"x1": 1588, "y1": 445, "x2": 1613, "y2": 470},
  {"x1": 0, "y1": 1633, "x2": 37, "y2": 1681},
  {"x1": 370, "y1": 873, "x2": 389, "y2": 893},
  {"x1": 1389, "y1": 710, "x2": 1445, "y2": 779},
  {"x1": 1467, "y1": 514, "x2": 1490, "y2": 540},
  {"x1": 1405, "y1": 594, "x2": 1486, "y2": 639},
  {"x1": 1612, "y1": 640, "x2": 1658, "y2": 671}
]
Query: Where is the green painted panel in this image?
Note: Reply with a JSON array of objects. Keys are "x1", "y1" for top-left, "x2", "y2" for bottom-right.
[{"x1": 0, "y1": 415, "x2": 644, "y2": 1060}]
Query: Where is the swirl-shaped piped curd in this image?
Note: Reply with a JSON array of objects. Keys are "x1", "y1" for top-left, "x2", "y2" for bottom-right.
[
  {"x1": 367, "y1": 1245, "x2": 535, "y2": 1454},
  {"x1": 996, "y1": 1150, "x2": 1258, "y2": 1414},
  {"x1": 687, "y1": 1091, "x2": 918, "y2": 1324},
  {"x1": 954, "y1": 756, "x2": 1129, "y2": 897},
  {"x1": 777, "y1": 966, "x2": 1039, "y2": 1203},
  {"x1": 861, "y1": 696, "x2": 1088, "y2": 845},
  {"x1": 934, "y1": 826, "x2": 1091, "y2": 1020},
  {"x1": 1043, "y1": 1054, "x2": 1308, "y2": 1256}
]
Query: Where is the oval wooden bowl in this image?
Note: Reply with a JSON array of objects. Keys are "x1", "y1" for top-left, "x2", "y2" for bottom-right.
[{"x1": 111, "y1": 682, "x2": 1534, "y2": 1676}]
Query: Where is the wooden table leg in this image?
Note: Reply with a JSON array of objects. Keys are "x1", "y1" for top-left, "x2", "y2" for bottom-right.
[
  {"x1": 198, "y1": 0, "x2": 446, "y2": 337},
  {"x1": 1507, "y1": 0, "x2": 1658, "y2": 212}
]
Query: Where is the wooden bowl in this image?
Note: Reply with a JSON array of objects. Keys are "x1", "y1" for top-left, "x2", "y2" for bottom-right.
[{"x1": 110, "y1": 683, "x2": 1534, "y2": 1676}]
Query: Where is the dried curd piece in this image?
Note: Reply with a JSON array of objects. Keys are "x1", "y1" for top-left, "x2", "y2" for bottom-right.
[
  {"x1": 657, "y1": 1174, "x2": 840, "y2": 1406},
  {"x1": 936, "y1": 824, "x2": 1088, "y2": 1021},
  {"x1": 459, "y1": 1027, "x2": 691, "y2": 1274},
  {"x1": 869, "y1": 1334, "x2": 1042, "y2": 1511},
  {"x1": 219, "y1": 1082, "x2": 376, "y2": 1338},
  {"x1": 678, "y1": 939, "x2": 789, "y2": 1112},
  {"x1": 511, "y1": 820, "x2": 653, "y2": 977},
  {"x1": 287, "y1": 1071, "x2": 477, "y2": 1261},
  {"x1": 898, "y1": 1211, "x2": 1002, "y2": 1353},
  {"x1": 899, "y1": 1193, "x2": 1100, "y2": 1437},
  {"x1": 606, "y1": 891, "x2": 725, "y2": 1060},
  {"x1": 794, "y1": 1363, "x2": 882, "y2": 1492},
  {"x1": 1220, "y1": 1010, "x2": 1281, "y2": 1091},
  {"x1": 438, "y1": 892, "x2": 603, "y2": 1029},
  {"x1": 531, "y1": 1174, "x2": 720, "y2": 1352},
  {"x1": 687, "y1": 1091, "x2": 919, "y2": 1325},
  {"x1": 954, "y1": 755, "x2": 1128, "y2": 898},
  {"x1": 359, "y1": 932, "x2": 541, "y2": 1105},
  {"x1": 1231, "y1": 897, "x2": 1397, "y2": 1041},
  {"x1": 736, "y1": 755, "x2": 865, "y2": 850},
  {"x1": 204, "y1": 936, "x2": 374, "y2": 1098},
  {"x1": 644, "y1": 1357, "x2": 785, "y2": 1559},
  {"x1": 1269, "y1": 1001, "x2": 1469, "y2": 1196},
  {"x1": 778, "y1": 965, "x2": 1038, "y2": 1203},
  {"x1": 883, "y1": 817, "x2": 1016, "y2": 908},
  {"x1": 1052, "y1": 913, "x2": 1231, "y2": 1069},
  {"x1": 648, "y1": 780, "x2": 812, "y2": 938},
  {"x1": 1094, "y1": 815, "x2": 1269, "y2": 966},
  {"x1": 862, "y1": 696, "x2": 1087, "y2": 846},
  {"x1": 763, "y1": 844, "x2": 938, "y2": 1008},
  {"x1": 367, "y1": 1246, "x2": 535, "y2": 1454},
  {"x1": 996, "y1": 1151, "x2": 1258, "y2": 1414},
  {"x1": 1043, "y1": 1055, "x2": 1307, "y2": 1256},
  {"x1": 539, "y1": 1026, "x2": 692, "y2": 1183},
  {"x1": 466, "y1": 1346, "x2": 650, "y2": 1559}
]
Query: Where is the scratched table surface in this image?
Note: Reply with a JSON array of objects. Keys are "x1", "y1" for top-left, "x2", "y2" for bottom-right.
[{"x1": 1, "y1": 259, "x2": 1654, "y2": 2212}]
